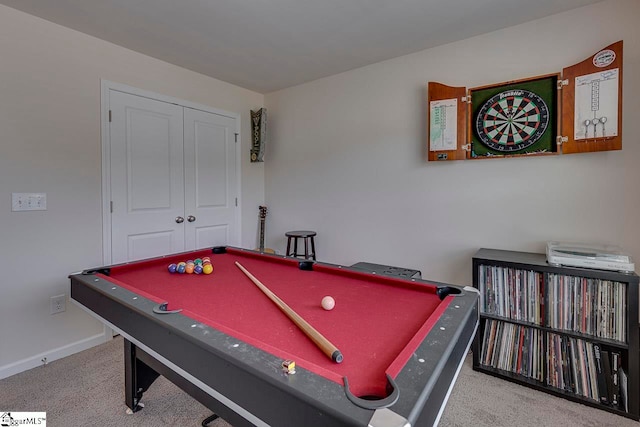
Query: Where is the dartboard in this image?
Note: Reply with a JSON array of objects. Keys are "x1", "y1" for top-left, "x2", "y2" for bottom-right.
[{"x1": 475, "y1": 89, "x2": 550, "y2": 152}]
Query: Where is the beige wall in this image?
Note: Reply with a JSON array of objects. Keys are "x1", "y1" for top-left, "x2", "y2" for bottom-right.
[
  {"x1": 265, "y1": 0, "x2": 640, "y2": 286},
  {"x1": 0, "y1": 4, "x2": 264, "y2": 375}
]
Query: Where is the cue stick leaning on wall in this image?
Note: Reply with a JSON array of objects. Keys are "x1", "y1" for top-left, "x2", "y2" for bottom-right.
[{"x1": 235, "y1": 261, "x2": 344, "y2": 363}]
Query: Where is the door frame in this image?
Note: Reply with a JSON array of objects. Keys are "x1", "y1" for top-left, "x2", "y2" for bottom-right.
[{"x1": 100, "y1": 80, "x2": 242, "y2": 265}]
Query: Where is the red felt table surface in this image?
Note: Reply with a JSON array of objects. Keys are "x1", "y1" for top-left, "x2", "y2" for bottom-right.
[{"x1": 103, "y1": 248, "x2": 450, "y2": 398}]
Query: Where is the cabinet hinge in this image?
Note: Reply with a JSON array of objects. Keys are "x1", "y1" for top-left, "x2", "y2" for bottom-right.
[
  {"x1": 461, "y1": 144, "x2": 471, "y2": 151},
  {"x1": 556, "y1": 136, "x2": 568, "y2": 145},
  {"x1": 557, "y1": 79, "x2": 569, "y2": 90},
  {"x1": 109, "y1": 110, "x2": 112, "y2": 122},
  {"x1": 461, "y1": 96, "x2": 469, "y2": 103}
]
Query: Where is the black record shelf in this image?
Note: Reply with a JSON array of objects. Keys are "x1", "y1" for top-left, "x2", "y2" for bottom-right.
[
  {"x1": 480, "y1": 313, "x2": 630, "y2": 350},
  {"x1": 472, "y1": 248, "x2": 639, "y2": 420}
]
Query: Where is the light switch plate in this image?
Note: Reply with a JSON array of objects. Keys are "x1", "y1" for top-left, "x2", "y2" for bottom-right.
[{"x1": 12, "y1": 193, "x2": 47, "y2": 211}]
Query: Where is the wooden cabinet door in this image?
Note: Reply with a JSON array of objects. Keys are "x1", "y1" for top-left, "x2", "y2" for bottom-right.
[
  {"x1": 561, "y1": 41, "x2": 623, "y2": 154},
  {"x1": 427, "y1": 82, "x2": 467, "y2": 161}
]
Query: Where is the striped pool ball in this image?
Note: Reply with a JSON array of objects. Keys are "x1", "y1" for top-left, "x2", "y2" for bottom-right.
[{"x1": 168, "y1": 263, "x2": 177, "y2": 273}]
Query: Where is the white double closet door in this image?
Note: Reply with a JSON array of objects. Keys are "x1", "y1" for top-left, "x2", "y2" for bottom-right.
[{"x1": 108, "y1": 89, "x2": 239, "y2": 264}]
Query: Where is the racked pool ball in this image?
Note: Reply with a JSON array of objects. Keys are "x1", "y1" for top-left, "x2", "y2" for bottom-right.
[
  {"x1": 202, "y1": 264, "x2": 214, "y2": 275},
  {"x1": 194, "y1": 265, "x2": 203, "y2": 274},
  {"x1": 168, "y1": 263, "x2": 177, "y2": 273},
  {"x1": 177, "y1": 262, "x2": 186, "y2": 274}
]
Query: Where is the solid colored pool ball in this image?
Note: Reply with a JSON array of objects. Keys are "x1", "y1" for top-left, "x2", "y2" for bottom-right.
[
  {"x1": 202, "y1": 264, "x2": 214, "y2": 275},
  {"x1": 167, "y1": 263, "x2": 177, "y2": 273},
  {"x1": 321, "y1": 296, "x2": 335, "y2": 311}
]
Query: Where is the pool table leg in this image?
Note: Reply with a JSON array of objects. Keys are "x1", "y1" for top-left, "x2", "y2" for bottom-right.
[{"x1": 124, "y1": 339, "x2": 160, "y2": 412}]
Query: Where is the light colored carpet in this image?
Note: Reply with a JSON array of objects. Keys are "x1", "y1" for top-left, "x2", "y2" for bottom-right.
[{"x1": 1, "y1": 336, "x2": 636, "y2": 426}]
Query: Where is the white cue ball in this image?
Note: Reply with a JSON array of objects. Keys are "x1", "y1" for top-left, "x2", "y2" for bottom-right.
[{"x1": 321, "y1": 296, "x2": 335, "y2": 311}]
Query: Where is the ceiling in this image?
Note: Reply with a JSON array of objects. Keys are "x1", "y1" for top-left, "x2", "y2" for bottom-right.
[{"x1": 1, "y1": 0, "x2": 603, "y2": 93}]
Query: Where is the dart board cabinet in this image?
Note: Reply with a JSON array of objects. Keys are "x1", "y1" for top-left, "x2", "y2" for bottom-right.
[{"x1": 427, "y1": 41, "x2": 623, "y2": 161}]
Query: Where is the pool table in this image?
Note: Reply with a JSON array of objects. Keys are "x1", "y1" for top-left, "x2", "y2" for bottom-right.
[{"x1": 70, "y1": 247, "x2": 478, "y2": 427}]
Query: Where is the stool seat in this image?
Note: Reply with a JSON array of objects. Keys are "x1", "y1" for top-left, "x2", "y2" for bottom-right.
[{"x1": 285, "y1": 230, "x2": 317, "y2": 260}]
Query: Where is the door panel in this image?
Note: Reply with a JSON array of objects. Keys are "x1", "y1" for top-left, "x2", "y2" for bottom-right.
[
  {"x1": 110, "y1": 90, "x2": 185, "y2": 263},
  {"x1": 128, "y1": 111, "x2": 174, "y2": 210},
  {"x1": 195, "y1": 123, "x2": 228, "y2": 207},
  {"x1": 184, "y1": 108, "x2": 238, "y2": 250},
  {"x1": 127, "y1": 231, "x2": 174, "y2": 261},
  {"x1": 194, "y1": 224, "x2": 229, "y2": 249}
]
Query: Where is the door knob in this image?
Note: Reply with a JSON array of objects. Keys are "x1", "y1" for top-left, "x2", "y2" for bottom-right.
[
  {"x1": 175, "y1": 216, "x2": 184, "y2": 223},
  {"x1": 187, "y1": 215, "x2": 196, "y2": 222}
]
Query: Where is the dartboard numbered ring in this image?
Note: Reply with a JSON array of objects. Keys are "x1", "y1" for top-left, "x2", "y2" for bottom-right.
[{"x1": 475, "y1": 89, "x2": 550, "y2": 152}]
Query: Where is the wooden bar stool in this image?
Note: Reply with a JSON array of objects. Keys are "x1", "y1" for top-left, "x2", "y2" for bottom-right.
[{"x1": 285, "y1": 230, "x2": 317, "y2": 260}]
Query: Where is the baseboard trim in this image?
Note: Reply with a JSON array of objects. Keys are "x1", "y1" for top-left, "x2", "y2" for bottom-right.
[{"x1": 0, "y1": 331, "x2": 110, "y2": 380}]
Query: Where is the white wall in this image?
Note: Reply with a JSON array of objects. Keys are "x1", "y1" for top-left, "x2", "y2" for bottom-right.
[
  {"x1": 1, "y1": 0, "x2": 637, "y2": 379},
  {"x1": 265, "y1": 0, "x2": 640, "y2": 287},
  {"x1": 0, "y1": 5, "x2": 264, "y2": 376}
]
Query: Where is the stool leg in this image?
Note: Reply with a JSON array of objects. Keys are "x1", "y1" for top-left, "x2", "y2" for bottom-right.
[
  {"x1": 304, "y1": 237, "x2": 309, "y2": 260},
  {"x1": 286, "y1": 237, "x2": 292, "y2": 257},
  {"x1": 310, "y1": 237, "x2": 316, "y2": 260},
  {"x1": 293, "y1": 238, "x2": 298, "y2": 258}
]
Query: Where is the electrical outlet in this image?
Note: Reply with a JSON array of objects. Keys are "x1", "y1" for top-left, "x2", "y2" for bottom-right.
[{"x1": 50, "y1": 294, "x2": 66, "y2": 314}]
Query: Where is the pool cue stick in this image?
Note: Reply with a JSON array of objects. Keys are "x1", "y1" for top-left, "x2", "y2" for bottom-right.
[{"x1": 235, "y1": 261, "x2": 343, "y2": 363}]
